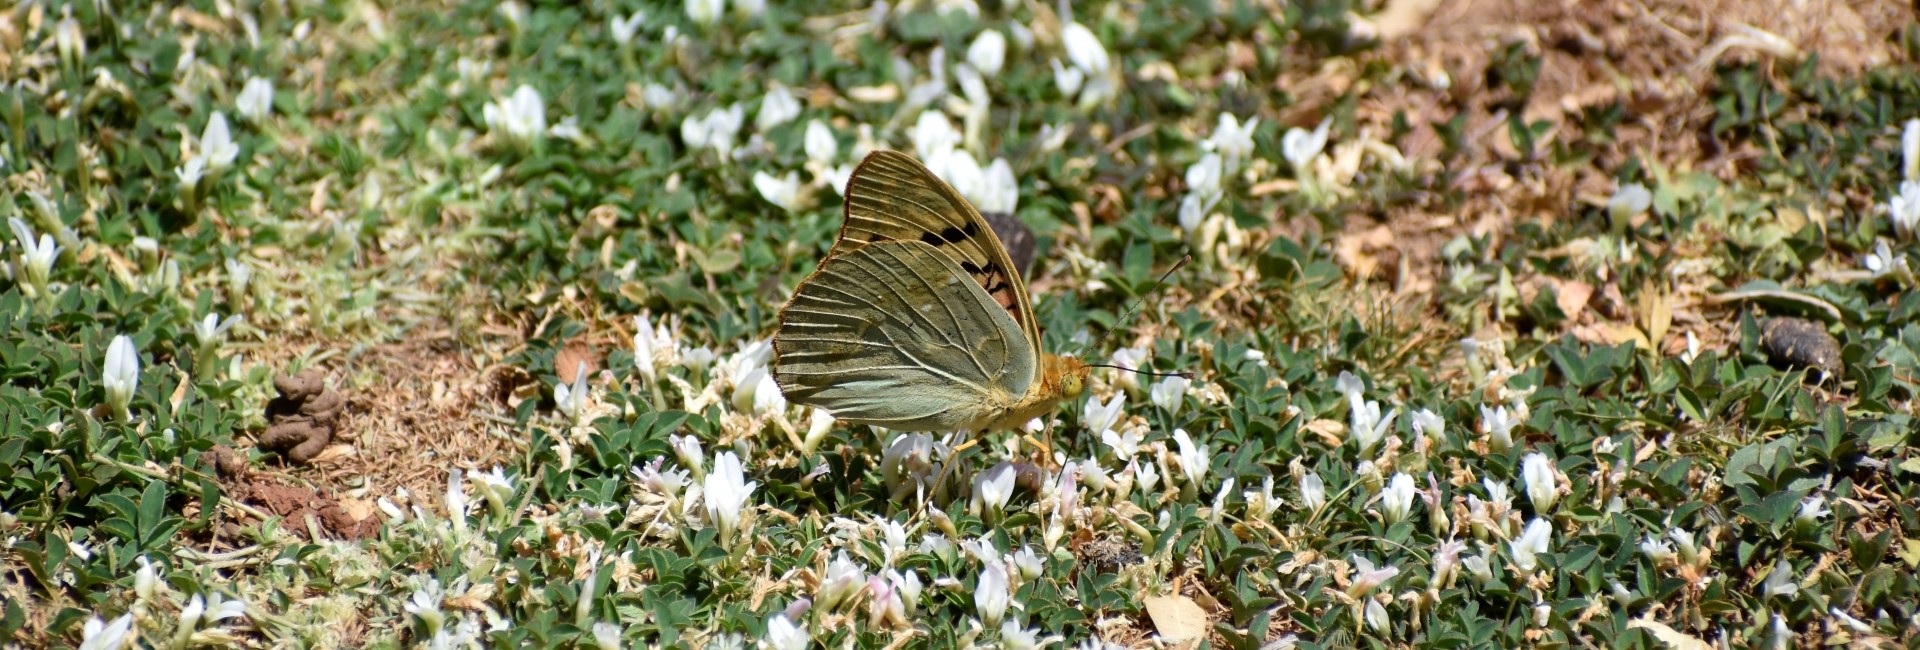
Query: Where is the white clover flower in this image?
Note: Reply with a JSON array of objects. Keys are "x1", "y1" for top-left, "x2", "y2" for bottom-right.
[
  {"x1": 1300, "y1": 471, "x2": 1326, "y2": 513},
  {"x1": 1905, "y1": 118, "x2": 1920, "y2": 183},
  {"x1": 77, "y1": 613, "x2": 134, "y2": 650},
  {"x1": 672, "y1": 435, "x2": 710, "y2": 481},
  {"x1": 1461, "y1": 553, "x2": 1494, "y2": 586},
  {"x1": 1509, "y1": 518, "x2": 1552, "y2": 572},
  {"x1": 1796, "y1": 495, "x2": 1829, "y2": 525},
  {"x1": 1483, "y1": 478, "x2": 1512, "y2": 511},
  {"x1": 1172, "y1": 428, "x2": 1209, "y2": 487},
  {"x1": 470, "y1": 467, "x2": 515, "y2": 519},
  {"x1": 1244, "y1": 474, "x2": 1279, "y2": 520},
  {"x1": 170, "y1": 153, "x2": 205, "y2": 187},
  {"x1": 686, "y1": 0, "x2": 724, "y2": 28},
  {"x1": 763, "y1": 613, "x2": 808, "y2": 650},
  {"x1": 683, "y1": 104, "x2": 747, "y2": 158},
  {"x1": 1640, "y1": 536, "x2": 1674, "y2": 564},
  {"x1": 1379, "y1": 473, "x2": 1417, "y2": 525},
  {"x1": 802, "y1": 407, "x2": 835, "y2": 453},
  {"x1": 974, "y1": 561, "x2": 1010, "y2": 626},
  {"x1": 1410, "y1": 408, "x2": 1444, "y2": 444},
  {"x1": 608, "y1": 12, "x2": 645, "y2": 47},
  {"x1": 751, "y1": 370, "x2": 786, "y2": 416},
  {"x1": 1135, "y1": 459, "x2": 1160, "y2": 494},
  {"x1": 237, "y1": 76, "x2": 274, "y2": 123},
  {"x1": 1769, "y1": 614, "x2": 1791, "y2": 650},
  {"x1": 1347, "y1": 556, "x2": 1399, "y2": 597},
  {"x1": 704, "y1": 452, "x2": 758, "y2": 544},
  {"x1": 1365, "y1": 598, "x2": 1389, "y2": 633},
  {"x1": 134, "y1": 556, "x2": 162, "y2": 602},
  {"x1": 1209, "y1": 477, "x2": 1235, "y2": 518},
  {"x1": 1185, "y1": 153, "x2": 1225, "y2": 204},
  {"x1": 444, "y1": 469, "x2": 470, "y2": 535},
  {"x1": 976, "y1": 158, "x2": 1018, "y2": 214},
  {"x1": 817, "y1": 551, "x2": 866, "y2": 611},
  {"x1": 1432, "y1": 539, "x2": 1466, "y2": 588},
  {"x1": 641, "y1": 83, "x2": 681, "y2": 113},
  {"x1": 729, "y1": 366, "x2": 772, "y2": 414},
  {"x1": 822, "y1": 164, "x2": 855, "y2": 196},
  {"x1": 1061, "y1": 22, "x2": 1109, "y2": 75},
  {"x1": 483, "y1": 85, "x2": 547, "y2": 146},
  {"x1": 102, "y1": 335, "x2": 140, "y2": 419},
  {"x1": 803, "y1": 120, "x2": 837, "y2": 167},
  {"x1": 193, "y1": 313, "x2": 243, "y2": 348},
  {"x1": 1480, "y1": 404, "x2": 1518, "y2": 452},
  {"x1": 1829, "y1": 607, "x2": 1871, "y2": 633},
  {"x1": 1149, "y1": 374, "x2": 1189, "y2": 416},
  {"x1": 756, "y1": 83, "x2": 802, "y2": 132},
  {"x1": 679, "y1": 345, "x2": 715, "y2": 371},
  {"x1": 1350, "y1": 399, "x2": 1397, "y2": 457},
  {"x1": 1762, "y1": 559, "x2": 1798, "y2": 598},
  {"x1": 968, "y1": 29, "x2": 1007, "y2": 78},
  {"x1": 1178, "y1": 191, "x2": 1221, "y2": 233},
  {"x1": 549, "y1": 115, "x2": 586, "y2": 142},
  {"x1": 752, "y1": 170, "x2": 804, "y2": 213},
  {"x1": 1101, "y1": 428, "x2": 1143, "y2": 460},
  {"x1": 910, "y1": 111, "x2": 961, "y2": 163},
  {"x1": 554, "y1": 364, "x2": 590, "y2": 423},
  {"x1": 1521, "y1": 453, "x2": 1558, "y2": 514},
  {"x1": 200, "y1": 111, "x2": 240, "y2": 171},
  {"x1": 1281, "y1": 117, "x2": 1332, "y2": 171},
  {"x1": 591, "y1": 621, "x2": 623, "y2": 650},
  {"x1": 1049, "y1": 59, "x2": 1085, "y2": 97},
  {"x1": 733, "y1": 0, "x2": 766, "y2": 20},
  {"x1": 1011, "y1": 545, "x2": 1043, "y2": 580},
  {"x1": 404, "y1": 578, "x2": 447, "y2": 635},
  {"x1": 1863, "y1": 238, "x2": 1912, "y2": 281},
  {"x1": 632, "y1": 314, "x2": 663, "y2": 382},
  {"x1": 224, "y1": 258, "x2": 252, "y2": 298},
  {"x1": 973, "y1": 462, "x2": 1016, "y2": 517},
  {"x1": 1888, "y1": 181, "x2": 1920, "y2": 240},
  {"x1": 1668, "y1": 527, "x2": 1700, "y2": 566},
  {"x1": 1081, "y1": 393, "x2": 1125, "y2": 438},
  {"x1": 1608, "y1": 182, "x2": 1653, "y2": 223},
  {"x1": 9, "y1": 217, "x2": 60, "y2": 296},
  {"x1": 1205, "y1": 113, "x2": 1258, "y2": 176}
]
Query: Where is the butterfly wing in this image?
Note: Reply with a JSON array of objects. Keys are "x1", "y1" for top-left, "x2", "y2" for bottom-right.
[
  {"x1": 982, "y1": 212, "x2": 1036, "y2": 280},
  {"x1": 837, "y1": 151, "x2": 1042, "y2": 356},
  {"x1": 773, "y1": 239, "x2": 1036, "y2": 432}
]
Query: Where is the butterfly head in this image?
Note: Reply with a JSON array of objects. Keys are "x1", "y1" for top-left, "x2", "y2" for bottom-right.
[{"x1": 1042, "y1": 354, "x2": 1091, "y2": 400}]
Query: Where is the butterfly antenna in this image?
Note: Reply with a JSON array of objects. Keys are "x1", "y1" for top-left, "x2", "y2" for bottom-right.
[
  {"x1": 1091, "y1": 254, "x2": 1191, "y2": 351},
  {"x1": 1090, "y1": 364, "x2": 1194, "y2": 379}
]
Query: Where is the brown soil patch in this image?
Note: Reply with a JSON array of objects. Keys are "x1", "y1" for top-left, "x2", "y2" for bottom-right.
[
  {"x1": 1292, "y1": 0, "x2": 1912, "y2": 346},
  {"x1": 315, "y1": 334, "x2": 530, "y2": 502},
  {"x1": 204, "y1": 445, "x2": 380, "y2": 541}
]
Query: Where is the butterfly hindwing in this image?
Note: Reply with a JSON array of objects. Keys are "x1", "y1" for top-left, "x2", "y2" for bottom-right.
[
  {"x1": 982, "y1": 212, "x2": 1036, "y2": 280},
  {"x1": 837, "y1": 151, "x2": 1041, "y2": 353},
  {"x1": 773, "y1": 239, "x2": 1037, "y2": 432}
]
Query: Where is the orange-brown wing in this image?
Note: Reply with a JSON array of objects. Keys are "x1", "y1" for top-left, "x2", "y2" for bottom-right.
[{"x1": 835, "y1": 150, "x2": 1040, "y2": 358}]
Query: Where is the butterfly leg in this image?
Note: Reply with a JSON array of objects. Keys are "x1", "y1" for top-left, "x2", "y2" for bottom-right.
[
  {"x1": 929, "y1": 432, "x2": 980, "y2": 506},
  {"x1": 1023, "y1": 423, "x2": 1057, "y2": 471}
]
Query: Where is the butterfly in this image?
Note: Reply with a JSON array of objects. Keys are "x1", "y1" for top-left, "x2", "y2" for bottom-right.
[{"x1": 772, "y1": 150, "x2": 1090, "y2": 437}]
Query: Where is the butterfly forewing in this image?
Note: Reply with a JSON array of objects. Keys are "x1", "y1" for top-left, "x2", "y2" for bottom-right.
[
  {"x1": 773, "y1": 239, "x2": 1036, "y2": 432},
  {"x1": 837, "y1": 151, "x2": 1041, "y2": 356}
]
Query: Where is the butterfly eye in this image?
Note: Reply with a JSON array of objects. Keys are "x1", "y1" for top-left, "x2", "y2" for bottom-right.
[{"x1": 1061, "y1": 373, "x2": 1083, "y2": 398}]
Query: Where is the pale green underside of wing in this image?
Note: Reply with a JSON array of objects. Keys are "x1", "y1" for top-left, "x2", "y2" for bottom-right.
[{"x1": 774, "y1": 239, "x2": 1036, "y2": 432}]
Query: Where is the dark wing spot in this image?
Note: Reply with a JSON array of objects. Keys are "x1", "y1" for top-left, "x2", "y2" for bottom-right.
[
  {"x1": 919, "y1": 231, "x2": 945, "y2": 245},
  {"x1": 960, "y1": 260, "x2": 984, "y2": 274},
  {"x1": 940, "y1": 226, "x2": 968, "y2": 244}
]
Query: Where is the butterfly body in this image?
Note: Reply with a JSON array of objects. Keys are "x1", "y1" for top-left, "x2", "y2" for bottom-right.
[{"x1": 773, "y1": 151, "x2": 1088, "y2": 434}]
